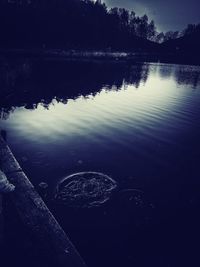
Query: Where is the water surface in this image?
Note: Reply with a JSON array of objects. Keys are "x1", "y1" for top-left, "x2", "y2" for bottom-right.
[{"x1": 1, "y1": 61, "x2": 200, "y2": 267}]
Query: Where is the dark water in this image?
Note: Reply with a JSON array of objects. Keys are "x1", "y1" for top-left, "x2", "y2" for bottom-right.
[{"x1": 1, "y1": 60, "x2": 200, "y2": 267}]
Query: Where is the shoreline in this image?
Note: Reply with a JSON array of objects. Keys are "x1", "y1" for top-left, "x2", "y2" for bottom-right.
[{"x1": 0, "y1": 49, "x2": 199, "y2": 66}]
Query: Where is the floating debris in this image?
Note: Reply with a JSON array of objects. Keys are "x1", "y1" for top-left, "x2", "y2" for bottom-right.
[{"x1": 55, "y1": 172, "x2": 118, "y2": 208}]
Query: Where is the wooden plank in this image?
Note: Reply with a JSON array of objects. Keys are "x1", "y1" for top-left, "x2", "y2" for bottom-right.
[{"x1": 0, "y1": 136, "x2": 87, "y2": 267}]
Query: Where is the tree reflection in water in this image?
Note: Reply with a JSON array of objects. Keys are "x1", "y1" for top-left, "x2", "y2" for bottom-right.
[{"x1": 0, "y1": 59, "x2": 150, "y2": 117}]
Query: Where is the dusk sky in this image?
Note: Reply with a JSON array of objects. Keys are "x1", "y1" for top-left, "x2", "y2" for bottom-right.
[{"x1": 104, "y1": 0, "x2": 200, "y2": 32}]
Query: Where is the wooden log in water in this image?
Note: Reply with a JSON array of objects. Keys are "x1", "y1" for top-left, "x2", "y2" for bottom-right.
[{"x1": 0, "y1": 136, "x2": 87, "y2": 267}]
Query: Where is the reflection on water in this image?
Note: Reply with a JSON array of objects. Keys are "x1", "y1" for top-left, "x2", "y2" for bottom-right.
[
  {"x1": 0, "y1": 60, "x2": 149, "y2": 115},
  {"x1": 1, "y1": 60, "x2": 200, "y2": 267},
  {"x1": 1, "y1": 60, "x2": 200, "y2": 115}
]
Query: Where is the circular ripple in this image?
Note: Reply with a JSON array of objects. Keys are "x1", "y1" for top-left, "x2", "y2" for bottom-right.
[{"x1": 55, "y1": 172, "x2": 118, "y2": 208}]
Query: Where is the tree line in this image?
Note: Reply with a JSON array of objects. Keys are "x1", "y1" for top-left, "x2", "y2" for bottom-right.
[
  {"x1": 156, "y1": 23, "x2": 200, "y2": 43},
  {"x1": 0, "y1": 0, "x2": 156, "y2": 50},
  {"x1": 0, "y1": 0, "x2": 199, "y2": 50}
]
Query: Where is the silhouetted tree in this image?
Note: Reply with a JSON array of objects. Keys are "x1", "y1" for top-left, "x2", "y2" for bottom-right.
[
  {"x1": 163, "y1": 31, "x2": 179, "y2": 41},
  {"x1": 181, "y1": 23, "x2": 200, "y2": 37},
  {"x1": 0, "y1": 0, "x2": 160, "y2": 50},
  {"x1": 147, "y1": 20, "x2": 156, "y2": 40},
  {"x1": 155, "y1": 32, "x2": 165, "y2": 43}
]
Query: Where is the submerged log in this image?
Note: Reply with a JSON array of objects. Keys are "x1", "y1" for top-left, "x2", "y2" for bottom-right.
[{"x1": 0, "y1": 136, "x2": 87, "y2": 267}]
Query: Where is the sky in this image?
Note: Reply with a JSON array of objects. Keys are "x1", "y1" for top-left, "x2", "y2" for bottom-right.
[{"x1": 104, "y1": 0, "x2": 200, "y2": 32}]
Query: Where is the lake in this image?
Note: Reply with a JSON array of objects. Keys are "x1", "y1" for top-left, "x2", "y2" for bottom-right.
[{"x1": 1, "y1": 60, "x2": 200, "y2": 267}]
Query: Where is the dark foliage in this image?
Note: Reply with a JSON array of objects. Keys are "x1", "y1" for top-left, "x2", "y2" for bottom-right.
[
  {"x1": 0, "y1": 0, "x2": 157, "y2": 51},
  {"x1": 161, "y1": 23, "x2": 200, "y2": 57}
]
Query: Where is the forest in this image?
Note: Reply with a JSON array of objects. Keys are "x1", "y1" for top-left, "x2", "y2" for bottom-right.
[{"x1": 0, "y1": 0, "x2": 199, "y2": 52}]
